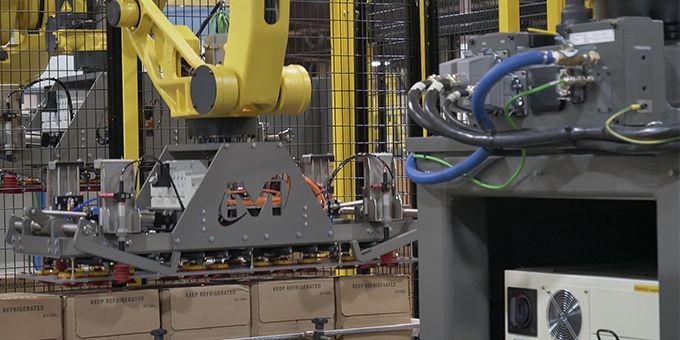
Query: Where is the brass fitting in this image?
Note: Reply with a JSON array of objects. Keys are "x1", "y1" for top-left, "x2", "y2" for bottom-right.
[{"x1": 554, "y1": 50, "x2": 601, "y2": 67}]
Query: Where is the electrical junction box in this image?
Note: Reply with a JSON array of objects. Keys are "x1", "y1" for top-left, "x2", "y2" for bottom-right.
[
  {"x1": 334, "y1": 275, "x2": 412, "y2": 340},
  {"x1": 505, "y1": 266, "x2": 659, "y2": 340},
  {"x1": 150, "y1": 160, "x2": 207, "y2": 210},
  {"x1": 250, "y1": 278, "x2": 335, "y2": 336},
  {"x1": 0, "y1": 293, "x2": 63, "y2": 340},
  {"x1": 62, "y1": 289, "x2": 160, "y2": 340},
  {"x1": 160, "y1": 284, "x2": 251, "y2": 339}
]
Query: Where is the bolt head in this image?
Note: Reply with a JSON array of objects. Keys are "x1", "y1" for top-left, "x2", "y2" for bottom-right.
[
  {"x1": 328, "y1": 230, "x2": 334, "y2": 237},
  {"x1": 242, "y1": 234, "x2": 248, "y2": 241},
  {"x1": 209, "y1": 236, "x2": 215, "y2": 243},
  {"x1": 296, "y1": 232, "x2": 302, "y2": 238},
  {"x1": 174, "y1": 238, "x2": 181, "y2": 244},
  {"x1": 264, "y1": 234, "x2": 270, "y2": 240}
]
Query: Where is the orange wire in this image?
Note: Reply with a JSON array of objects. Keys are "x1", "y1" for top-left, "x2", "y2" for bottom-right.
[{"x1": 303, "y1": 174, "x2": 326, "y2": 207}]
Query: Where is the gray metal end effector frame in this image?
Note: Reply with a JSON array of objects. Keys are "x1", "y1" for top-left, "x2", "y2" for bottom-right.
[{"x1": 7, "y1": 143, "x2": 420, "y2": 278}]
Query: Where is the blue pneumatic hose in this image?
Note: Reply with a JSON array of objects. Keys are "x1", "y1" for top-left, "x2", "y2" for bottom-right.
[
  {"x1": 64, "y1": 197, "x2": 98, "y2": 220},
  {"x1": 405, "y1": 148, "x2": 491, "y2": 185},
  {"x1": 406, "y1": 50, "x2": 556, "y2": 185},
  {"x1": 471, "y1": 50, "x2": 555, "y2": 131}
]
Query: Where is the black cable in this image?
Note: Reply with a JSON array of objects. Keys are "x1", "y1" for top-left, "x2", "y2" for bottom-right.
[
  {"x1": 169, "y1": 177, "x2": 186, "y2": 211},
  {"x1": 141, "y1": 155, "x2": 185, "y2": 211},
  {"x1": 410, "y1": 80, "x2": 680, "y2": 149},
  {"x1": 407, "y1": 80, "x2": 437, "y2": 132},
  {"x1": 196, "y1": 0, "x2": 225, "y2": 37},
  {"x1": 596, "y1": 329, "x2": 620, "y2": 340},
  {"x1": 7, "y1": 78, "x2": 75, "y2": 121},
  {"x1": 95, "y1": 114, "x2": 109, "y2": 145},
  {"x1": 611, "y1": 124, "x2": 680, "y2": 140},
  {"x1": 121, "y1": 155, "x2": 186, "y2": 211},
  {"x1": 325, "y1": 153, "x2": 395, "y2": 195},
  {"x1": 573, "y1": 140, "x2": 680, "y2": 154}
]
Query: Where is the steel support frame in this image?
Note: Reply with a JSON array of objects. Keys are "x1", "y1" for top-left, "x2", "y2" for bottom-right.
[{"x1": 410, "y1": 136, "x2": 680, "y2": 340}]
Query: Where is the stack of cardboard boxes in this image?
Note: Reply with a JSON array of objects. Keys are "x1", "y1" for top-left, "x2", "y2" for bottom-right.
[{"x1": 0, "y1": 275, "x2": 411, "y2": 340}]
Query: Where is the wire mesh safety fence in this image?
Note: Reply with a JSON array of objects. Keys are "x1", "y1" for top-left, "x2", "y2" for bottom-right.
[
  {"x1": 437, "y1": 0, "x2": 548, "y2": 62},
  {"x1": 0, "y1": 0, "x2": 111, "y2": 292}
]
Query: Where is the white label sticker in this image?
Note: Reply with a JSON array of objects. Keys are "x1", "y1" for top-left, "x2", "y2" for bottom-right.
[{"x1": 569, "y1": 29, "x2": 616, "y2": 45}]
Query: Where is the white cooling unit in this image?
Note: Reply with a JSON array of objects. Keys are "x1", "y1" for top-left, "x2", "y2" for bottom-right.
[{"x1": 505, "y1": 267, "x2": 659, "y2": 340}]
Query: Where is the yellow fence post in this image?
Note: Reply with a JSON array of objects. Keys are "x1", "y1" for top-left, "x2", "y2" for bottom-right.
[
  {"x1": 547, "y1": 0, "x2": 566, "y2": 33},
  {"x1": 330, "y1": 0, "x2": 356, "y2": 200},
  {"x1": 499, "y1": 0, "x2": 520, "y2": 32},
  {"x1": 419, "y1": 0, "x2": 427, "y2": 136},
  {"x1": 122, "y1": 31, "x2": 139, "y2": 162}
]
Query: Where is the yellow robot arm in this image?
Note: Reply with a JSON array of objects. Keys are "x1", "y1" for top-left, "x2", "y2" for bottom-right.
[
  {"x1": 109, "y1": 0, "x2": 312, "y2": 118},
  {"x1": 0, "y1": 0, "x2": 54, "y2": 85}
]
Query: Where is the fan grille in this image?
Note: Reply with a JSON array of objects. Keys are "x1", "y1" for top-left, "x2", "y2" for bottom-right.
[{"x1": 547, "y1": 290, "x2": 582, "y2": 340}]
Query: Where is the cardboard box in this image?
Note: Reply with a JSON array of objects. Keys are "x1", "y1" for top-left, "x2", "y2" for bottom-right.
[
  {"x1": 0, "y1": 293, "x2": 62, "y2": 340},
  {"x1": 160, "y1": 284, "x2": 250, "y2": 339},
  {"x1": 251, "y1": 278, "x2": 335, "y2": 336},
  {"x1": 335, "y1": 275, "x2": 411, "y2": 340},
  {"x1": 63, "y1": 289, "x2": 160, "y2": 340}
]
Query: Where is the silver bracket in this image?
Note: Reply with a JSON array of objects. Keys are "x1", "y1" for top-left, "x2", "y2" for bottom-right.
[
  {"x1": 350, "y1": 224, "x2": 418, "y2": 262},
  {"x1": 72, "y1": 221, "x2": 180, "y2": 275}
]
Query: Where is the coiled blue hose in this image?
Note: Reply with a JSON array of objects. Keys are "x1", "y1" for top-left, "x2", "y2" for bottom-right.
[
  {"x1": 406, "y1": 50, "x2": 556, "y2": 184},
  {"x1": 406, "y1": 148, "x2": 491, "y2": 185}
]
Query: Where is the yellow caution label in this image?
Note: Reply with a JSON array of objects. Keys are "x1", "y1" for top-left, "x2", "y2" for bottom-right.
[
  {"x1": 634, "y1": 285, "x2": 659, "y2": 293},
  {"x1": 60, "y1": 0, "x2": 73, "y2": 13}
]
